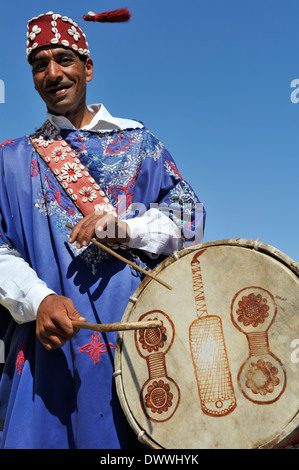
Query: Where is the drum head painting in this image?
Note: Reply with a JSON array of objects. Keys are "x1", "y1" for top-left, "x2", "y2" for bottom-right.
[{"x1": 114, "y1": 239, "x2": 299, "y2": 449}]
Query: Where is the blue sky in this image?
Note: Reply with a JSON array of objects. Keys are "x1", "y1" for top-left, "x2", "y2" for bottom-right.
[{"x1": 0, "y1": 0, "x2": 298, "y2": 261}]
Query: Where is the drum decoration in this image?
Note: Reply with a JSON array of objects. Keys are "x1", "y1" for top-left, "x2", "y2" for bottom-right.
[
  {"x1": 135, "y1": 311, "x2": 180, "y2": 422},
  {"x1": 189, "y1": 250, "x2": 236, "y2": 416},
  {"x1": 231, "y1": 286, "x2": 287, "y2": 404},
  {"x1": 114, "y1": 239, "x2": 299, "y2": 449}
]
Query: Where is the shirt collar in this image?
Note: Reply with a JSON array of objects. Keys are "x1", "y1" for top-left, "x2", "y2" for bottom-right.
[{"x1": 47, "y1": 103, "x2": 144, "y2": 132}]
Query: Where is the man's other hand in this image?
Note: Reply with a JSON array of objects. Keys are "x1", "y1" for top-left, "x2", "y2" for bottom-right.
[
  {"x1": 68, "y1": 210, "x2": 130, "y2": 249},
  {"x1": 36, "y1": 294, "x2": 86, "y2": 350}
]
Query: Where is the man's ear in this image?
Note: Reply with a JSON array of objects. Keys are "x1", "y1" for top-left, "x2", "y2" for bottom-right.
[{"x1": 85, "y1": 58, "x2": 93, "y2": 82}]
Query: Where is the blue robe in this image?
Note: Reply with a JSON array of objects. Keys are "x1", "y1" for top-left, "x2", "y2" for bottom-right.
[{"x1": 0, "y1": 126, "x2": 205, "y2": 448}]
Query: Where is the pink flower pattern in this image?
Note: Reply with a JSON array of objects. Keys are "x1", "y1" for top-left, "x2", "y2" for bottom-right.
[
  {"x1": 15, "y1": 341, "x2": 27, "y2": 376},
  {"x1": 78, "y1": 332, "x2": 115, "y2": 364}
]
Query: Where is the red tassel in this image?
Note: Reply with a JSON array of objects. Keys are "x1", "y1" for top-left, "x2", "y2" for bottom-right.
[{"x1": 83, "y1": 8, "x2": 131, "y2": 23}]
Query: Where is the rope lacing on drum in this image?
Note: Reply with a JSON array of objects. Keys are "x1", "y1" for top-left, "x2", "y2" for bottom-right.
[
  {"x1": 129, "y1": 252, "x2": 150, "y2": 278},
  {"x1": 253, "y1": 238, "x2": 260, "y2": 251},
  {"x1": 112, "y1": 369, "x2": 121, "y2": 377},
  {"x1": 290, "y1": 261, "x2": 299, "y2": 276},
  {"x1": 137, "y1": 430, "x2": 145, "y2": 442}
]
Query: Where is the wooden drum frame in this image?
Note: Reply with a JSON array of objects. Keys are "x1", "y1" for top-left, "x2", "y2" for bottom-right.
[{"x1": 114, "y1": 239, "x2": 299, "y2": 449}]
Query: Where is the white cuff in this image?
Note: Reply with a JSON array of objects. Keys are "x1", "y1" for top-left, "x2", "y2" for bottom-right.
[
  {"x1": 125, "y1": 216, "x2": 149, "y2": 249},
  {"x1": 125, "y1": 208, "x2": 183, "y2": 257},
  {"x1": 0, "y1": 278, "x2": 55, "y2": 324},
  {"x1": 0, "y1": 247, "x2": 56, "y2": 323},
  {"x1": 23, "y1": 283, "x2": 56, "y2": 322}
]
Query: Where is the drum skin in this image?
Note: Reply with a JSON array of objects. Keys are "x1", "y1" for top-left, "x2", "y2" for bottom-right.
[{"x1": 114, "y1": 239, "x2": 299, "y2": 449}]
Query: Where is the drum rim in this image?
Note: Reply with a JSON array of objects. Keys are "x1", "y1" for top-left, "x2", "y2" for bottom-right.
[
  {"x1": 152, "y1": 238, "x2": 299, "y2": 277},
  {"x1": 114, "y1": 238, "x2": 299, "y2": 449}
]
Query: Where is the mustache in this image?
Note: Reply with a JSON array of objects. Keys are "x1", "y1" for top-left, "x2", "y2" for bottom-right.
[{"x1": 44, "y1": 81, "x2": 72, "y2": 92}]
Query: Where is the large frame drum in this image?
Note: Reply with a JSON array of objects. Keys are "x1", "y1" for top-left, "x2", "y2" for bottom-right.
[{"x1": 114, "y1": 239, "x2": 299, "y2": 449}]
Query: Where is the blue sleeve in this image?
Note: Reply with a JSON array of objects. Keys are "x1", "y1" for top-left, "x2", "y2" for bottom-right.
[
  {"x1": 0, "y1": 143, "x2": 16, "y2": 250},
  {"x1": 0, "y1": 212, "x2": 15, "y2": 249},
  {"x1": 132, "y1": 130, "x2": 206, "y2": 247}
]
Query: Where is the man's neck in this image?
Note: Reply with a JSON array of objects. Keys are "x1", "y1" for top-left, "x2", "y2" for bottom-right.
[{"x1": 49, "y1": 105, "x2": 94, "y2": 130}]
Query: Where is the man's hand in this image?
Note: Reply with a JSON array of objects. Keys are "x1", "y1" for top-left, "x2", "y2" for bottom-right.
[
  {"x1": 36, "y1": 294, "x2": 86, "y2": 350},
  {"x1": 68, "y1": 210, "x2": 130, "y2": 249}
]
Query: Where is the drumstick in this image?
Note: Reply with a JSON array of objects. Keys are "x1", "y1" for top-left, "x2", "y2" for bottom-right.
[
  {"x1": 65, "y1": 223, "x2": 172, "y2": 290},
  {"x1": 72, "y1": 319, "x2": 162, "y2": 333}
]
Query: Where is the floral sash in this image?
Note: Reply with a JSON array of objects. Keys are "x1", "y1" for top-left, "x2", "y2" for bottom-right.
[{"x1": 29, "y1": 120, "x2": 116, "y2": 217}]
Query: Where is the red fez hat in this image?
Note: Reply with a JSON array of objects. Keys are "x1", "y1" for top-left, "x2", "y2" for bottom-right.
[{"x1": 26, "y1": 8, "x2": 131, "y2": 62}]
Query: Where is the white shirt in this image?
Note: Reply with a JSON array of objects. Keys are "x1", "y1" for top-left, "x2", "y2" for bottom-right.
[{"x1": 0, "y1": 104, "x2": 183, "y2": 323}]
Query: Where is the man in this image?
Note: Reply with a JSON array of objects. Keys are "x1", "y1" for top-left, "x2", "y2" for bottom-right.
[{"x1": 0, "y1": 11, "x2": 205, "y2": 448}]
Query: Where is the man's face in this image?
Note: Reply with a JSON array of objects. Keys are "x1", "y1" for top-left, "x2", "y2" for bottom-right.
[{"x1": 31, "y1": 47, "x2": 93, "y2": 116}]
